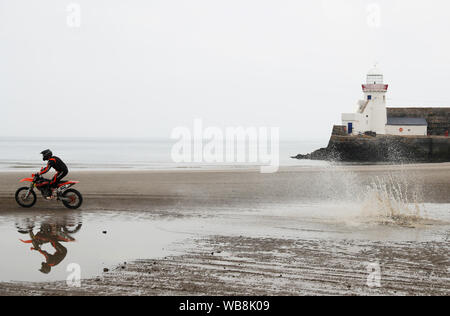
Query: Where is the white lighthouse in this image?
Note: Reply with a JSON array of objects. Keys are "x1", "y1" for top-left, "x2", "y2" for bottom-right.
[
  {"x1": 342, "y1": 65, "x2": 388, "y2": 135},
  {"x1": 341, "y1": 65, "x2": 428, "y2": 136}
]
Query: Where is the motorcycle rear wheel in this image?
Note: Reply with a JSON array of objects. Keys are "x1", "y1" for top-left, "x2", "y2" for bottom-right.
[
  {"x1": 15, "y1": 187, "x2": 37, "y2": 208},
  {"x1": 62, "y1": 189, "x2": 83, "y2": 209}
]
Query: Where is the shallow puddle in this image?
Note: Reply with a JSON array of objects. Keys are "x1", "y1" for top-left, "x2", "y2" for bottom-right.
[{"x1": 0, "y1": 211, "x2": 192, "y2": 283}]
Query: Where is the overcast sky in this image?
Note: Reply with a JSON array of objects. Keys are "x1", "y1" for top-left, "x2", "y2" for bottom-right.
[{"x1": 1, "y1": 0, "x2": 449, "y2": 139}]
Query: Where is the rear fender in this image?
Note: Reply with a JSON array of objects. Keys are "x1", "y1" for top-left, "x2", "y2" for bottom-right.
[{"x1": 58, "y1": 181, "x2": 80, "y2": 191}]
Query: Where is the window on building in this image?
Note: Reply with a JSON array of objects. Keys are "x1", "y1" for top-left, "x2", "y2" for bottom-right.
[{"x1": 368, "y1": 95, "x2": 372, "y2": 100}]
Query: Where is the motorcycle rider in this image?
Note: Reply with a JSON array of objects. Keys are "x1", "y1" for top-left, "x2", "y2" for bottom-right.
[{"x1": 39, "y1": 150, "x2": 69, "y2": 199}]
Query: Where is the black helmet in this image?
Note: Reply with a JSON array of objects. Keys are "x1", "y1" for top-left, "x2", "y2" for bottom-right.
[
  {"x1": 41, "y1": 149, "x2": 53, "y2": 161},
  {"x1": 39, "y1": 262, "x2": 51, "y2": 274}
]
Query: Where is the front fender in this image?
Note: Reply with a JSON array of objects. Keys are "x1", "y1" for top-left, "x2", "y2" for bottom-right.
[{"x1": 20, "y1": 178, "x2": 34, "y2": 183}]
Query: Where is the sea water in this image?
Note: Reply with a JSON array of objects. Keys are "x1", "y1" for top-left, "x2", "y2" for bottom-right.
[{"x1": 0, "y1": 137, "x2": 329, "y2": 171}]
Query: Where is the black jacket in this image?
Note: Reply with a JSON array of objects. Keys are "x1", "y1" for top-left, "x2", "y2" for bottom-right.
[{"x1": 40, "y1": 156, "x2": 68, "y2": 175}]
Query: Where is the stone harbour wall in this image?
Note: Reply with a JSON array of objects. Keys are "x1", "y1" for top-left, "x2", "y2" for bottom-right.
[{"x1": 293, "y1": 134, "x2": 450, "y2": 162}]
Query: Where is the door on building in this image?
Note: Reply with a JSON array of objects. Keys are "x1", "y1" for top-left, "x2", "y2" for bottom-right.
[{"x1": 348, "y1": 123, "x2": 353, "y2": 134}]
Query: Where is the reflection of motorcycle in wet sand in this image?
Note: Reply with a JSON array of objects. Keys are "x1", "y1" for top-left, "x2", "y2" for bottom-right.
[
  {"x1": 18, "y1": 220, "x2": 82, "y2": 274},
  {"x1": 15, "y1": 173, "x2": 83, "y2": 209}
]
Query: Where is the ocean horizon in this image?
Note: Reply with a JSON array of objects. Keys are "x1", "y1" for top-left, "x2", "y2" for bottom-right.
[{"x1": 0, "y1": 137, "x2": 330, "y2": 171}]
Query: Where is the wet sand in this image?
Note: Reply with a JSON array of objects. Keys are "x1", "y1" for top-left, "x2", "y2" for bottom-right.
[
  {"x1": 0, "y1": 164, "x2": 449, "y2": 296},
  {"x1": 1, "y1": 236, "x2": 448, "y2": 296},
  {"x1": 2, "y1": 163, "x2": 450, "y2": 206}
]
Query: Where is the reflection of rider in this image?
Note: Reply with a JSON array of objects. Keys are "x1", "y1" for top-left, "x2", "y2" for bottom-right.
[{"x1": 19, "y1": 222, "x2": 78, "y2": 274}]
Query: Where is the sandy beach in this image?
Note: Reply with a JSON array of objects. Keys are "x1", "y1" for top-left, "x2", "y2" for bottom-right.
[{"x1": 0, "y1": 163, "x2": 449, "y2": 296}]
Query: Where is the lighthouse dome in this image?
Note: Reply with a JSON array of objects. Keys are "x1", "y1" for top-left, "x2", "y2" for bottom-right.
[{"x1": 368, "y1": 66, "x2": 383, "y2": 75}]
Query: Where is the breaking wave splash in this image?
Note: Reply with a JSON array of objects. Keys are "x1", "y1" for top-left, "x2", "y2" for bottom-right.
[{"x1": 361, "y1": 174, "x2": 428, "y2": 226}]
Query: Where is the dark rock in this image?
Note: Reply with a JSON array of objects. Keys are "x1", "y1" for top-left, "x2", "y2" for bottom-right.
[
  {"x1": 364, "y1": 131, "x2": 377, "y2": 137},
  {"x1": 293, "y1": 134, "x2": 450, "y2": 163}
]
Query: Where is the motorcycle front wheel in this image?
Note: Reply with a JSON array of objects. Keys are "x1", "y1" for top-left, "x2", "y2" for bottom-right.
[
  {"x1": 61, "y1": 189, "x2": 83, "y2": 209},
  {"x1": 15, "y1": 187, "x2": 37, "y2": 208}
]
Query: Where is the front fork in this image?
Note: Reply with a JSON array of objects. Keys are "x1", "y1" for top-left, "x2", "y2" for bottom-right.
[{"x1": 24, "y1": 183, "x2": 34, "y2": 200}]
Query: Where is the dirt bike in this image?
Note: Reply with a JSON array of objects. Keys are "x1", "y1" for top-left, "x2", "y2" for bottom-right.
[{"x1": 15, "y1": 173, "x2": 83, "y2": 209}]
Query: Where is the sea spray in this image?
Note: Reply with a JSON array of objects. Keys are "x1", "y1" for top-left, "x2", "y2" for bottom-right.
[
  {"x1": 310, "y1": 163, "x2": 432, "y2": 226},
  {"x1": 361, "y1": 174, "x2": 427, "y2": 226}
]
